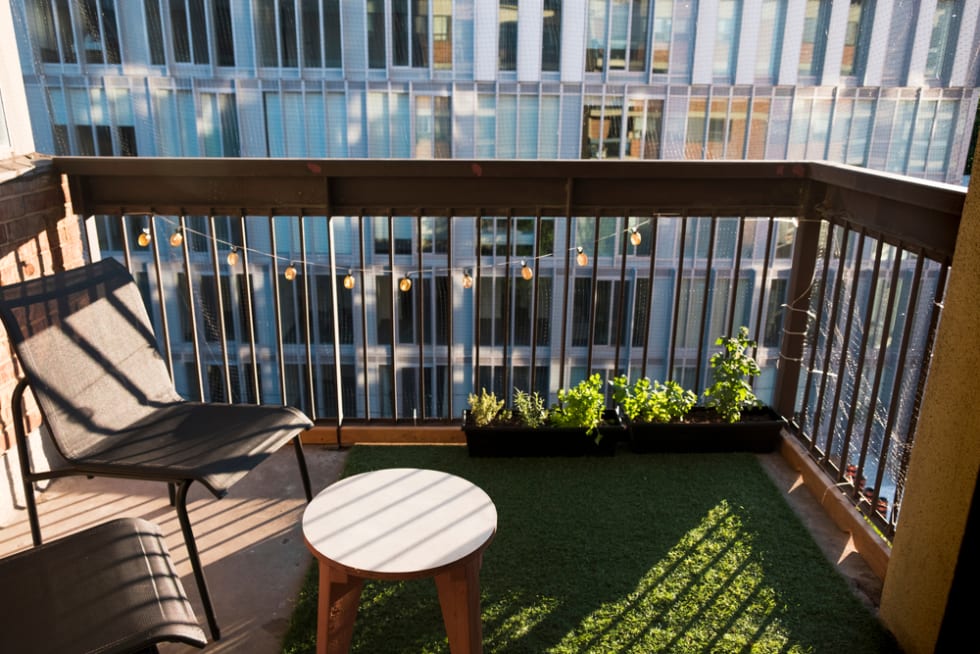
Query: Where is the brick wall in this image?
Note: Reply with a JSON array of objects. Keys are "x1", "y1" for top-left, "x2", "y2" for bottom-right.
[{"x1": 0, "y1": 155, "x2": 86, "y2": 452}]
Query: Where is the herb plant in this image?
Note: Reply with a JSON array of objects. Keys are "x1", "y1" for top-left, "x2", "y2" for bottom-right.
[
  {"x1": 550, "y1": 373, "x2": 606, "y2": 438},
  {"x1": 467, "y1": 388, "x2": 504, "y2": 427},
  {"x1": 702, "y1": 326, "x2": 762, "y2": 423},
  {"x1": 611, "y1": 376, "x2": 696, "y2": 424},
  {"x1": 513, "y1": 389, "x2": 548, "y2": 428}
]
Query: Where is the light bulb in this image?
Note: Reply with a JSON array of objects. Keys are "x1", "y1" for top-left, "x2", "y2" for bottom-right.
[
  {"x1": 462, "y1": 269, "x2": 474, "y2": 289},
  {"x1": 137, "y1": 228, "x2": 152, "y2": 247},
  {"x1": 343, "y1": 272, "x2": 356, "y2": 289},
  {"x1": 520, "y1": 261, "x2": 533, "y2": 281},
  {"x1": 169, "y1": 229, "x2": 183, "y2": 247},
  {"x1": 576, "y1": 247, "x2": 588, "y2": 267},
  {"x1": 630, "y1": 228, "x2": 642, "y2": 247},
  {"x1": 284, "y1": 263, "x2": 297, "y2": 281},
  {"x1": 399, "y1": 276, "x2": 412, "y2": 292},
  {"x1": 226, "y1": 248, "x2": 239, "y2": 266}
]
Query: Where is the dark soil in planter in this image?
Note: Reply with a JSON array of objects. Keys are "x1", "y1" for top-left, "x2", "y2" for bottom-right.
[
  {"x1": 462, "y1": 411, "x2": 623, "y2": 457},
  {"x1": 628, "y1": 406, "x2": 786, "y2": 453}
]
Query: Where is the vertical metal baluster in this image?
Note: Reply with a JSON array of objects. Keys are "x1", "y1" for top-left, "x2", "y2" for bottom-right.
[
  {"x1": 558, "y1": 194, "x2": 574, "y2": 392},
  {"x1": 387, "y1": 211, "x2": 398, "y2": 419},
  {"x1": 668, "y1": 214, "x2": 688, "y2": 382},
  {"x1": 726, "y1": 215, "x2": 746, "y2": 338},
  {"x1": 586, "y1": 214, "x2": 601, "y2": 375},
  {"x1": 748, "y1": 216, "x2": 774, "y2": 382},
  {"x1": 822, "y1": 229, "x2": 869, "y2": 469},
  {"x1": 358, "y1": 211, "x2": 370, "y2": 419},
  {"x1": 178, "y1": 213, "x2": 205, "y2": 401},
  {"x1": 120, "y1": 212, "x2": 133, "y2": 271},
  {"x1": 878, "y1": 252, "x2": 924, "y2": 537},
  {"x1": 503, "y1": 211, "x2": 513, "y2": 398},
  {"x1": 797, "y1": 219, "x2": 834, "y2": 440},
  {"x1": 416, "y1": 211, "x2": 425, "y2": 419},
  {"x1": 840, "y1": 238, "x2": 884, "y2": 483},
  {"x1": 613, "y1": 213, "x2": 630, "y2": 378},
  {"x1": 810, "y1": 225, "x2": 851, "y2": 456},
  {"x1": 150, "y1": 215, "x2": 176, "y2": 380},
  {"x1": 299, "y1": 214, "x2": 316, "y2": 418},
  {"x1": 447, "y1": 212, "x2": 455, "y2": 419},
  {"x1": 529, "y1": 211, "x2": 543, "y2": 394},
  {"x1": 640, "y1": 215, "x2": 658, "y2": 380},
  {"x1": 327, "y1": 215, "x2": 345, "y2": 438},
  {"x1": 238, "y1": 211, "x2": 261, "y2": 404},
  {"x1": 859, "y1": 245, "x2": 904, "y2": 525},
  {"x1": 694, "y1": 215, "x2": 717, "y2": 392},
  {"x1": 475, "y1": 212, "x2": 483, "y2": 394},
  {"x1": 207, "y1": 212, "x2": 233, "y2": 401},
  {"x1": 268, "y1": 214, "x2": 288, "y2": 407}
]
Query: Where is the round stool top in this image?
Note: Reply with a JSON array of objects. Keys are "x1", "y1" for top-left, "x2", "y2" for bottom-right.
[{"x1": 302, "y1": 468, "x2": 497, "y2": 577}]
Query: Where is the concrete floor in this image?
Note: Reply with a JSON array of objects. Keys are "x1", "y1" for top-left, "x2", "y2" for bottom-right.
[
  {"x1": 0, "y1": 445, "x2": 884, "y2": 654},
  {"x1": 0, "y1": 444, "x2": 349, "y2": 654}
]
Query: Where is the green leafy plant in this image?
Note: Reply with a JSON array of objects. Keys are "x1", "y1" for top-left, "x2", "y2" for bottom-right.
[
  {"x1": 702, "y1": 326, "x2": 763, "y2": 423},
  {"x1": 513, "y1": 388, "x2": 548, "y2": 428},
  {"x1": 466, "y1": 388, "x2": 504, "y2": 427},
  {"x1": 550, "y1": 373, "x2": 605, "y2": 438},
  {"x1": 611, "y1": 376, "x2": 696, "y2": 424}
]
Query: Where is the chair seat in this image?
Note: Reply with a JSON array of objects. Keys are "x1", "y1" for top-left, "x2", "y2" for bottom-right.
[
  {"x1": 0, "y1": 517, "x2": 207, "y2": 654},
  {"x1": 70, "y1": 401, "x2": 313, "y2": 497}
]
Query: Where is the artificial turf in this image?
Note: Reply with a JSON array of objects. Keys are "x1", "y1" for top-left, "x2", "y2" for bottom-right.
[{"x1": 282, "y1": 445, "x2": 898, "y2": 654}]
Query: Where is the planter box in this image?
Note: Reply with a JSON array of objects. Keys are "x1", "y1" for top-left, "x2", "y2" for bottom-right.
[
  {"x1": 628, "y1": 406, "x2": 786, "y2": 453},
  {"x1": 463, "y1": 423, "x2": 621, "y2": 457}
]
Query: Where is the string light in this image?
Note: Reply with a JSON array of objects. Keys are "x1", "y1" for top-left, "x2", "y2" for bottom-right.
[
  {"x1": 399, "y1": 276, "x2": 413, "y2": 292},
  {"x1": 630, "y1": 227, "x2": 642, "y2": 247},
  {"x1": 169, "y1": 228, "x2": 184, "y2": 247},
  {"x1": 226, "y1": 248, "x2": 239, "y2": 266},
  {"x1": 284, "y1": 262, "x2": 297, "y2": 281},
  {"x1": 575, "y1": 247, "x2": 589, "y2": 267},
  {"x1": 462, "y1": 269, "x2": 474, "y2": 289},
  {"x1": 137, "y1": 227, "x2": 152, "y2": 247},
  {"x1": 343, "y1": 271, "x2": 356, "y2": 289},
  {"x1": 520, "y1": 260, "x2": 533, "y2": 281}
]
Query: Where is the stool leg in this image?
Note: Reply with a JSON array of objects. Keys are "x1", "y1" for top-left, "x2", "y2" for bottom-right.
[
  {"x1": 317, "y1": 563, "x2": 365, "y2": 654},
  {"x1": 434, "y1": 552, "x2": 484, "y2": 654}
]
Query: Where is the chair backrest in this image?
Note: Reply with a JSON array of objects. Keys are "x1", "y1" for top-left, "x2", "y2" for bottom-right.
[{"x1": 0, "y1": 259, "x2": 181, "y2": 460}]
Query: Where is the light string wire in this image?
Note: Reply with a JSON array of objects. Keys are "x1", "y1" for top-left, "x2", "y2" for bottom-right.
[{"x1": 141, "y1": 213, "x2": 663, "y2": 281}]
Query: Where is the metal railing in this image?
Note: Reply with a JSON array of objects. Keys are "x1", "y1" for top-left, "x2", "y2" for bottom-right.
[{"x1": 55, "y1": 158, "x2": 964, "y2": 541}]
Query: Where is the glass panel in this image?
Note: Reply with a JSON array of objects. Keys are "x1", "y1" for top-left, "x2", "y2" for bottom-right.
[
  {"x1": 433, "y1": 0, "x2": 452, "y2": 69},
  {"x1": 585, "y1": 0, "x2": 607, "y2": 72},
  {"x1": 499, "y1": 0, "x2": 518, "y2": 71},
  {"x1": 799, "y1": 0, "x2": 829, "y2": 77},
  {"x1": 280, "y1": 0, "x2": 298, "y2": 67},
  {"x1": 323, "y1": 0, "x2": 342, "y2": 66},
  {"x1": 542, "y1": 0, "x2": 561, "y2": 71},
  {"x1": 713, "y1": 0, "x2": 741, "y2": 80},
  {"x1": 145, "y1": 0, "x2": 166, "y2": 64},
  {"x1": 367, "y1": 0, "x2": 386, "y2": 67},
  {"x1": 301, "y1": 0, "x2": 322, "y2": 67},
  {"x1": 686, "y1": 97, "x2": 706, "y2": 159},
  {"x1": 925, "y1": 0, "x2": 962, "y2": 81},
  {"x1": 840, "y1": 0, "x2": 872, "y2": 77},
  {"x1": 628, "y1": 0, "x2": 650, "y2": 71},
  {"x1": 755, "y1": 0, "x2": 786, "y2": 80},
  {"x1": 651, "y1": 0, "x2": 672, "y2": 73},
  {"x1": 215, "y1": 0, "x2": 235, "y2": 66}
]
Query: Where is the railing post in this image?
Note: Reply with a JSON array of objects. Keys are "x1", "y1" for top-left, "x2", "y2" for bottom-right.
[{"x1": 773, "y1": 216, "x2": 822, "y2": 420}]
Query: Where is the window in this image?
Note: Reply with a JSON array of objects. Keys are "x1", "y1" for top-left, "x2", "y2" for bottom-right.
[
  {"x1": 479, "y1": 217, "x2": 551, "y2": 257},
  {"x1": 29, "y1": 0, "x2": 119, "y2": 65},
  {"x1": 925, "y1": 0, "x2": 962, "y2": 82},
  {"x1": 542, "y1": 0, "x2": 561, "y2": 71},
  {"x1": 572, "y1": 279, "x2": 636, "y2": 347},
  {"x1": 256, "y1": 0, "x2": 341, "y2": 68},
  {"x1": 421, "y1": 217, "x2": 449, "y2": 253},
  {"x1": 625, "y1": 99, "x2": 663, "y2": 159},
  {"x1": 650, "y1": 0, "x2": 673, "y2": 73},
  {"x1": 840, "y1": 0, "x2": 874, "y2": 78},
  {"x1": 393, "y1": 0, "x2": 429, "y2": 67},
  {"x1": 415, "y1": 95, "x2": 451, "y2": 158},
  {"x1": 170, "y1": 0, "x2": 235, "y2": 66},
  {"x1": 145, "y1": 0, "x2": 166, "y2": 64},
  {"x1": 586, "y1": 0, "x2": 651, "y2": 73},
  {"x1": 314, "y1": 275, "x2": 355, "y2": 344},
  {"x1": 713, "y1": 0, "x2": 741, "y2": 81},
  {"x1": 396, "y1": 275, "x2": 450, "y2": 345},
  {"x1": 367, "y1": 0, "x2": 386, "y2": 67},
  {"x1": 432, "y1": 0, "x2": 452, "y2": 69},
  {"x1": 798, "y1": 0, "x2": 830, "y2": 78},
  {"x1": 755, "y1": 0, "x2": 786, "y2": 81},
  {"x1": 499, "y1": 1, "x2": 518, "y2": 71},
  {"x1": 200, "y1": 92, "x2": 241, "y2": 157},
  {"x1": 582, "y1": 102, "x2": 623, "y2": 159}
]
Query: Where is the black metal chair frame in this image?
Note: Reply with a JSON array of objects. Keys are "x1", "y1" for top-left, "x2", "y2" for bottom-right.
[{"x1": 3, "y1": 259, "x2": 314, "y2": 642}]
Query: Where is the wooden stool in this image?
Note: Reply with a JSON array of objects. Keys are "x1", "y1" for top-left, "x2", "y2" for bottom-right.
[{"x1": 302, "y1": 468, "x2": 497, "y2": 654}]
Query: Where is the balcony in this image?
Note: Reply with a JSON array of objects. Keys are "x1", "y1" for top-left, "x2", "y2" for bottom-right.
[{"x1": 0, "y1": 156, "x2": 973, "y2": 653}]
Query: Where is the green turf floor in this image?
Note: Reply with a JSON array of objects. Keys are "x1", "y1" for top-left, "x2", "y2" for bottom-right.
[{"x1": 283, "y1": 445, "x2": 898, "y2": 654}]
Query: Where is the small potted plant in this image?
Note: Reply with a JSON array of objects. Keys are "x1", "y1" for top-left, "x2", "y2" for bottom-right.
[{"x1": 462, "y1": 375, "x2": 618, "y2": 457}]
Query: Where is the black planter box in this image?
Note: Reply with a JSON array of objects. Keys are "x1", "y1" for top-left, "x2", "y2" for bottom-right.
[
  {"x1": 462, "y1": 421, "x2": 621, "y2": 457},
  {"x1": 628, "y1": 406, "x2": 786, "y2": 453}
]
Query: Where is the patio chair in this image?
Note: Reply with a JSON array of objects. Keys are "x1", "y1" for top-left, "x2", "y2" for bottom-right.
[
  {"x1": 0, "y1": 257, "x2": 314, "y2": 641},
  {"x1": 0, "y1": 517, "x2": 208, "y2": 654}
]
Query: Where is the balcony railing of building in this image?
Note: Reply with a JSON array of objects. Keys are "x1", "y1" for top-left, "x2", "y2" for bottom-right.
[{"x1": 54, "y1": 158, "x2": 963, "y2": 542}]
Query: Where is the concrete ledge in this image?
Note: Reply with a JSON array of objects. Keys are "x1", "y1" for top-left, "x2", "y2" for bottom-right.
[{"x1": 778, "y1": 433, "x2": 891, "y2": 581}]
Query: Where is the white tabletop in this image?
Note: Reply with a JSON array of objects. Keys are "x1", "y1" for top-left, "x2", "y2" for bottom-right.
[{"x1": 302, "y1": 468, "x2": 497, "y2": 576}]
